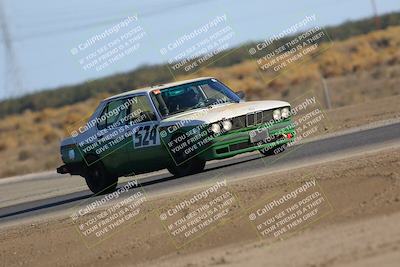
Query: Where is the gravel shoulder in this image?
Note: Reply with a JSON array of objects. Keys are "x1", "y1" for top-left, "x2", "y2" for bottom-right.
[{"x1": 1, "y1": 143, "x2": 399, "y2": 267}]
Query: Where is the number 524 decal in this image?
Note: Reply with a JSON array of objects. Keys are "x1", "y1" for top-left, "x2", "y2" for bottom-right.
[{"x1": 133, "y1": 125, "x2": 160, "y2": 148}]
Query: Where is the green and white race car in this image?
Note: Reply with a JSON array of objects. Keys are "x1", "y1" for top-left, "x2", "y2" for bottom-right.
[{"x1": 57, "y1": 77, "x2": 296, "y2": 193}]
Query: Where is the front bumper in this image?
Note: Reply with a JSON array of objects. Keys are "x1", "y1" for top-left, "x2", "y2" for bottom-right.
[
  {"x1": 56, "y1": 162, "x2": 84, "y2": 175},
  {"x1": 56, "y1": 164, "x2": 69, "y2": 174},
  {"x1": 200, "y1": 119, "x2": 295, "y2": 160}
]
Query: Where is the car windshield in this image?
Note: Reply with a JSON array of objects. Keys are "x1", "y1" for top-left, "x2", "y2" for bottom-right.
[{"x1": 151, "y1": 79, "x2": 240, "y2": 117}]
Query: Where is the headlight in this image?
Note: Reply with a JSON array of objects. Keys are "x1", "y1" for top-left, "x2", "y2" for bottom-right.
[
  {"x1": 210, "y1": 123, "x2": 221, "y2": 133},
  {"x1": 221, "y1": 120, "x2": 232, "y2": 131},
  {"x1": 273, "y1": 109, "x2": 281, "y2": 120},
  {"x1": 68, "y1": 149, "x2": 75, "y2": 160},
  {"x1": 281, "y1": 107, "x2": 290, "y2": 119}
]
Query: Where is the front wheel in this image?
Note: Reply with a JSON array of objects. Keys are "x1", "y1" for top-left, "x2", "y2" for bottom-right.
[
  {"x1": 167, "y1": 158, "x2": 206, "y2": 177},
  {"x1": 84, "y1": 159, "x2": 118, "y2": 194}
]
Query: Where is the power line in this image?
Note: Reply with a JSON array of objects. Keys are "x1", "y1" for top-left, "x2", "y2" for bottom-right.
[{"x1": 6, "y1": 0, "x2": 217, "y2": 42}]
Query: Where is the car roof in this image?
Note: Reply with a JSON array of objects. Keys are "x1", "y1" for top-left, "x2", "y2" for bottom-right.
[{"x1": 104, "y1": 76, "x2": 215, "y2": 101}]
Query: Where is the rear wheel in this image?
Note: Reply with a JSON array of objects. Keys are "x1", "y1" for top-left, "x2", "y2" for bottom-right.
[
  {"x1": 167, "y1": 157, "x2": 206, "y2": 177},
  {"x1": 84, "y1": 156, "x2": 118, "y2": 194}
]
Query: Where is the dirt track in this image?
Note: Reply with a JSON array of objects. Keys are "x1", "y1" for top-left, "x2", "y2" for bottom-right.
[{"x1": 1, "y1": 143, "x2": 399, "y2": 267}]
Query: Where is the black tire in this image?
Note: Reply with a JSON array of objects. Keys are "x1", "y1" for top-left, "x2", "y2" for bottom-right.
[
  {"x1": 167, "y1": 157, "x2": 206, "y2": 177},
  {"x1": 259, "y1": 144, "x2": 287, "y2": 157},
  {"x1": 84, "y1": 156, "x2": 118, "y2": 194}
]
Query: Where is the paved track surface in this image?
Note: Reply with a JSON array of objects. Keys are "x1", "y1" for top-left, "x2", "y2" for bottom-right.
[{"x1": 0, "y1": 122, "x2": 399, "y2": 224}]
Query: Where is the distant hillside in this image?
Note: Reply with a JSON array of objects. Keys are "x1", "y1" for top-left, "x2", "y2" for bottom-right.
[
  {"x1": 0, "y1": 11, "x2": 400, "y2": 118},
  {"x1": 0, "y1": 23, "x2": 399, "y2": 177}
]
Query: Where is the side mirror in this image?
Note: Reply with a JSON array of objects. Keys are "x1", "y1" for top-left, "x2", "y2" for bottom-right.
[{"x1": 236, "y1": 91, "x2": 245, "y2": 100}]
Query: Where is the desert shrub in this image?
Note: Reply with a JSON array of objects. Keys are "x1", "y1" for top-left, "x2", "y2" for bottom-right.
[
  {"x1": 0, "y1": 141, "x2": 7, "y2": 151},
  {"x1": 40, "y1": 125, "x2": 60, "y2": 142},
  {"x1": 18, "y1": 149, "x2": 32, "y2": 161},
  {"x1": 0, "y1": 136, "x2": 18, "y2": 150}
]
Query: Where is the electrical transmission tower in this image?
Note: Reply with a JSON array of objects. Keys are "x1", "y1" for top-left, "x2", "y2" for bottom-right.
[
  {"x1": 0, "y1": 0, "x2": 22, "y2": 99},
  {"x1": 370, "y1": 0, "x2": 381, "y2": 30}
]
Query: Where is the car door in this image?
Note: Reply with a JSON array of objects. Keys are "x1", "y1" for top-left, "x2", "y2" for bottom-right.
[
  {"x1": 95, "y1": 97, "x2": 136, "y2": 176},
  {"x1": 125, "y1": 94, "x2": 167, "y2": 173}
]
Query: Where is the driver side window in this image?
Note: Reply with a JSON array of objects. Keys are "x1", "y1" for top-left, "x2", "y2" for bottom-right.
[
  {"x1": 128, "y1": 95, "x2": 157, "y2": 124},
  {"x1": 97, "y1": 99, "x2": 128, "y2": 130}
]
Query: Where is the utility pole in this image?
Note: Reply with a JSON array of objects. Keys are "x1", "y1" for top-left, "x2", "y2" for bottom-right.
[
  {"x1": 0, "y1": 0, "x2": 22, "y2": 99},
  {"x1": 370, "y1": 0, "x2": 381, "y2": 30}
]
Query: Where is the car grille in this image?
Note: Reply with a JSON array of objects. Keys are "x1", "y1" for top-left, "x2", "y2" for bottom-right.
[
  {"x1": 230, "y1": 109, "x2": 275, "y2": 130},
  {"x1": 229, "y1": 142, "x2": 253, "y2": 151}
]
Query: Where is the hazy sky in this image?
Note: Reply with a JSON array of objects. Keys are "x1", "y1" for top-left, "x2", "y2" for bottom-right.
[{"x1": 0, "y1": 0, "x2": 399, "y2": 99}]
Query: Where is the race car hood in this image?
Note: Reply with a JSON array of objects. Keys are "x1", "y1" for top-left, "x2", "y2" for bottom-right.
[{"x1": 160, "y1": 100, "x2": 290, "y2": 127}]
